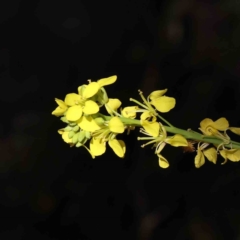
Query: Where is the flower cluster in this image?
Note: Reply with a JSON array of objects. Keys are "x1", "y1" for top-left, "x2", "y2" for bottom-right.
[
  {"x1": 52, "y1": 75, "x2": 240, "y2": 169},
  {"x1": 52, "y1": 76, "x2": 129, "y2": 158},
  {"x1": 194, "y1": 118, "x2": 240, "y2": 168}
]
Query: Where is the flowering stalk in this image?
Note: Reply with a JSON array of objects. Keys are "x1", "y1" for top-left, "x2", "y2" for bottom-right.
[
  {"x1": 98, "y1": 115, "x2": 240, "y2": 149},
  {"x1": 52, "y1": 75, "x2": 240, "y2": 168}
]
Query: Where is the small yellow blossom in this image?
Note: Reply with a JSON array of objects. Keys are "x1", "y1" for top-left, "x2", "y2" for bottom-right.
[
  {"x1": 90, "y1": 138, "x2": 126, "y2": 158},
  {"x1": 64, "y1": 93, "x2": 99, "y2": 122},
  {"x1": 199, "y1": 118, "x2": 229, "y2": 136},
  {"x1": 194, "y1": 143, "x2": 217, "y2": 168},
  {"x1": 58, "y1": 129, "x2": 72, "y2": 144},
  {"x1": 82, "y1": 75, "x2": 117, "y2": 99},
  {"x1": 52, "y1": 98, "x2": 68, "y2": 116},
  {"x1": 105, "y1": 98, "x2": 122, "y2": 114},
  {"x1": 138, "y1": 122, "x2": 187, "y2": 168},
  {"x1": 148, "y1": 89, "x2": 176, "y2": 113},
  {"x1": 121, "y1": 106, "x2": 138, "y2": 119},
  {"x1": 219, "y1": 149, "x2": 240, "y2": 163},
  {"x1": 89, "y1": 116, "x2": 126, "y2": 158}
]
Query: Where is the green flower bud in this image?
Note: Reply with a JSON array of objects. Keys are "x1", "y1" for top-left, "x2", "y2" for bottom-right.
[
  {"x1": 78, "y1": 131, "x2": 86, "y2": 143},
  {"x1": 61, "y1": 117, "x2": 69, "y2": 123},
  {"x1": 94, "y1": 117, "x2": 105, "y2": 126},
  {"x1": 73, "y1": 125, "x2": 80, "y2": 132},
  {"x1": 64, "y1": 126, "x2": 72, "y2": 131},
  {"x1": 68, "y1": 131, "x2": 75, "y2": 139},
  {"x1": 75, "y1": 142, "x2": 83, "y2": 147},
  {"x1": 72, "y1": 132, "x2": 80, "y2": 144},
  {"x1": 96, "y1": 87, "x2": 108, "y2": 105},
  {"x1": 85, "y1": 131, "x2": 91, "y2": 139}
]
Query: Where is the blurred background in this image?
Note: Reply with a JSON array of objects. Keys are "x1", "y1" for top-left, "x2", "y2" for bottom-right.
[{"x1": 1, "y1": 0, "x2": 240, "y2": 239}]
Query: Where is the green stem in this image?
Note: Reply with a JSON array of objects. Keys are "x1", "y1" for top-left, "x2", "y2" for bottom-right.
[
  {"x1": 156, "y1": 113, "x2": 174, "y2": 128},
  {"x1": 98, "y1": 114, "x2": 240, "y2": 150}
]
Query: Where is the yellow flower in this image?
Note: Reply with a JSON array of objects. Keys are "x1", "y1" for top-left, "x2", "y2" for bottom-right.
[
  {"x1": 64, "y1": 93, "x2": 99, "y2": 122},
  {"x1": 148, "y1": 89, "x2": 176, "y2": 113},
  {"x1": 105, "y1": 98, "x2": 122, "y2": 114},
  {"x1": 89, "y1": 116, "x2": 126, "y2": 158},
  {"x1": 219, "y1": 149, "x2": 240, "y2": 164},
  {"x1": 52, "y1": 98, "x2": 68, "y2": 116},
  {"x1": 90, "y1": 138, "x2": 126, "y2": 158},
  {"x1": 199, "y1": 118, "x2": 229, "y2": 136},
  {"x1": 58, "y1": 129, "x2": 73, "y2": 144},
  {"x1": 138, "y1": 122, "x2": 187, "y2": 168},
  {"x1": 121, "y1": 106, "x2": 138, "y2": 119},
  {"x1": 130, "y1": 89, "x2": 176, "y2": 124},
  {"x1": 82, "y1": 75, "x2": 117, "y2": 99},
  {"x1": 77, "y1": 116, "x2": 101, "y2": 132},
  {"x1": 194, "y1": 143, "x2": 217, "y2": 168}
]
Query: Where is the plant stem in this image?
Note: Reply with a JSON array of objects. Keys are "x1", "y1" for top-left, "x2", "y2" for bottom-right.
[{"x1": 99, "y1": 114, "x2": 240, "y2": 150}]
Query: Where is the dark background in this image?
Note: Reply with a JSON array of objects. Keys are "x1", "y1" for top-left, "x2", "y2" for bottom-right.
[{"x1": 1, "y1": 0, "x2": 240, "y2": 239}]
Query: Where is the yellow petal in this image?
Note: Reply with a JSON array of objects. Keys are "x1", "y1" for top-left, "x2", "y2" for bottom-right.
[
  {"x1": 148, "y1": 89, "x2": 168, "y2": 100},
  {"x1": 58, "y1": 129, "x2": 64, "y2": 134},
  {"x1": 109, "y1": 117, "x2": 124, "y2": 133},
  {"x1": 229, "y1": 127, "x2": 240, "y2": 135},
  {"x1": 64, "y1": 93, "x2": 81, "y2": 106},
  {"x1": 66, "y1": 105, "x2": 83, "y2": 121},
  {"x1": 62, "y1": 131, "x2": 73, "y2": 143},
  {"x1": 55, "y1": 98, "x2": 67, "y2": 109},
  {"x1": 78, "y1": 116, "x2": 101, "y2": 132},
  {"x1": 105, "y1": 98, "x2": 122, "y2": 114},
  {"x1": 165, "y1": 134, "x2": 188, "y2": 147},
  {"x1": 82, "y1": 82, "x2": 100, "y2": 99},
  {"x1": 151, "y1": 96, "x2": 176, "y2": 112},
  {"x1": 203, "y1": 147, "x2": 217, "y2": 164},
  {"x1": 141, "y1": 120, "x2": 159, "y2": 137},
  {"x1": 220, "y1": 149, "x2": 240, "y2": 162},
  {"x1": 140, "y1": 111, "x2": 156, "y2": 122},
  {"x1": 108, "y1": 139, "x2": 126, "y2": 158},
  {"x1": 199, "y1": 118, "x2": 214, "y2": 135},
  {"x1": 158, "y1": 154, "x2": 169, "y2": 168},
  {"x1": 52, "y1": 106, "x2": 66, "y2": 116},
  {"x1": 211, "y1": 117, "x2": 229, "y2": 131},
  {"x1": 90, "y1": 138, "x2": 106, "y2": 156},
  {"x1": 83, "y1": 100, "x2": 99, "y2": 114},
  {"x1": 97, "y1": 75, "x2": 117, "y2": 88},
  {"x1": 121, "y1": 106, "x2": 138, "y2": 119},
  {"x1": 194, "y1": 149, "x2": 205, "y2": 168}
]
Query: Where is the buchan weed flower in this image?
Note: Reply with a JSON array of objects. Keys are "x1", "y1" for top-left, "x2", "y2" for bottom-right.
[
  {"x1": 90, "y1": 116, "x2": 126, "y2": 158},
  {"x1": 52, "y1": 74, "x2": 240, "y2": 169},
  {"x1": 52, "y1": 75, "x2": 117, "y2": 122},
  {"x1": 194, "y1": 143, "x2": 217, "y2": 168},
  {"x1": 138, "y1": 122, "x2": 188, "y2": 168}
]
